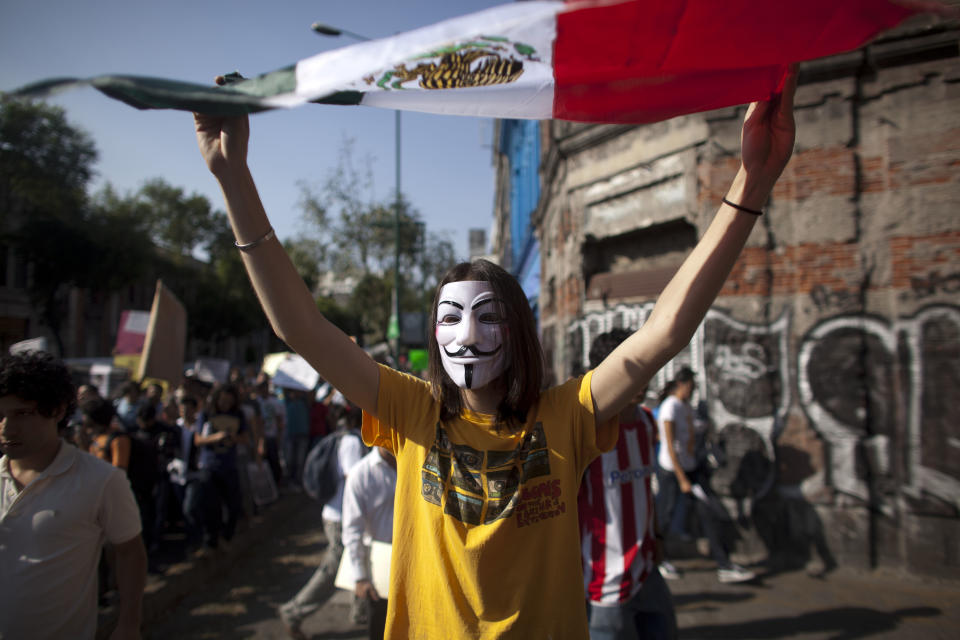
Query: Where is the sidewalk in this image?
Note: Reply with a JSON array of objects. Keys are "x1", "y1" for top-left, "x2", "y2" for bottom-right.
[{"x1": 663, "y1": 555, "x2": 960, "y2": 639}]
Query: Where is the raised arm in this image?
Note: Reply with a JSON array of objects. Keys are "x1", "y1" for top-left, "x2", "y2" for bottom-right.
[
  {"x1": 591, "y1": 69, "x2": 798, "y2": 424},
  {"x1": 194, "y1": 113, "x2": 380, "y2": 414}
]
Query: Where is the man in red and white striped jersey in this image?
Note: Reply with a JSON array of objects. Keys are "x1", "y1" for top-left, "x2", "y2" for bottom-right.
[{"x1": 579, "y1": 329, "x2": 677, "y2": 640}]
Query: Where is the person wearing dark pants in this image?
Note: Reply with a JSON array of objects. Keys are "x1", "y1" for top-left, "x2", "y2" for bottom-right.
[
  {"x1": 195, "y1": 385, "x2": 249, "y2": 549},
  {"x1": 655, "y1": 368, "x2": 754, "y2": 583},
  {"x1": 279, "y1": 424, "x2": 365, "y2": 638}
]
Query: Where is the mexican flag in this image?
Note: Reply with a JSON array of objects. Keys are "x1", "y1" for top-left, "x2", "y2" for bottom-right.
[{"x1": 10, "y1": 0, "x2": 937, "y2": 124}]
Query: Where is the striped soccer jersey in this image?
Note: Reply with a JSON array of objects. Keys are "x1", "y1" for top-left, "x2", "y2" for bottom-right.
[{"x1": 578, "y1": 406, "x2": 658, "y2": 605}]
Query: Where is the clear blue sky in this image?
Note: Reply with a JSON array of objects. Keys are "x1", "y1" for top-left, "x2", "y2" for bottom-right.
[{"x1": 0, "y1": 0, "x2": 505, "y2": 260}]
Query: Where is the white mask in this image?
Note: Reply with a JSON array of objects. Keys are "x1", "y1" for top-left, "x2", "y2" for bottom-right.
[{"x1": 435, "y1": 281, "x2": 508, "y2": 390}]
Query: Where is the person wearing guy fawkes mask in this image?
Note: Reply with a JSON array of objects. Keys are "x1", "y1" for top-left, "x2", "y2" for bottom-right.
[{"x1": 194, "y1": 66, "x2": 798, "y2": 638}]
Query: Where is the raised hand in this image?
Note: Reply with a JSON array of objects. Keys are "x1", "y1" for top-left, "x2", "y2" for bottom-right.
[
  {"x1": 737, "y1": 66, "x2": 798, "y2": 207},
  {"x1": 194, "y1": 112, "x2": 249, "y2": 178}
]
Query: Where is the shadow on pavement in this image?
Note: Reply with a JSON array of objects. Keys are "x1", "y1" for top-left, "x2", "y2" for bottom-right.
[
  {"x1": 138, "y1": 493, "x2": 364, "y2": 639},
  {"x1": 679, "y1": 606, "x2": 941, "y2": 639},
  {"x1": 672, "y1": 589, "x2": 756, "y2": 613}
]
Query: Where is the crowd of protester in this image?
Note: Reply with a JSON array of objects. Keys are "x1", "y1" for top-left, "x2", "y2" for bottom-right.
[{"x1": 62, "y1": 366, "x2": 351, "y2": 574}]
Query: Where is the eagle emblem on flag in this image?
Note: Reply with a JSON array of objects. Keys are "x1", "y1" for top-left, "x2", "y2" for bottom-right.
[{"x1": 366, "y1": 36, "x2": 539, "y2": 91}]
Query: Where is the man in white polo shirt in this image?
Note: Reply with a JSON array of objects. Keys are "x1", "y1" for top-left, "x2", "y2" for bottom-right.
[{"x1": 0, "y1": 351, "x2": 146, "y2": 640}]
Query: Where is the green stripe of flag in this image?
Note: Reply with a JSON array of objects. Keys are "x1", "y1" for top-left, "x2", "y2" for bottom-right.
[{"x1": 7, "y1": 66, "x2": 362, "y2": 115}]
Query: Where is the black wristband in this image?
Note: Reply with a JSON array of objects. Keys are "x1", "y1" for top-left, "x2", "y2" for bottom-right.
[{"x1": 722, "y1": 197, "x2": 763, "y2": 216}]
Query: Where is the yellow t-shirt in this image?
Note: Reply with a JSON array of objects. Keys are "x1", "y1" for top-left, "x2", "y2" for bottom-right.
[{"x1": 362, "y1": 364, "x2": 617, "y2": 639}]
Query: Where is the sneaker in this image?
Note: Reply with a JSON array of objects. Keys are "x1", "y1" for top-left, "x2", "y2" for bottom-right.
[
  {"x1": 717, "y1": 563, "x2": 756, "y2": 583},
  {"x1": 278, "y1": 603, "x2": 306, "y2": 640},
  {"x1": 659, "y1": 560, "x2": 682, "y2": 580}
]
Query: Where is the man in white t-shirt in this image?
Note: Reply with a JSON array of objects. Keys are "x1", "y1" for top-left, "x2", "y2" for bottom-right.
[
  {"x1": 279, "y1": 412, "x2": 366, "y2": 639},
  {"x1": 0, "y1": 351, "x2": 146, "y2": 639},
  {"x1": 655, "y1": 367, "x2": 754, "y2": 584}
]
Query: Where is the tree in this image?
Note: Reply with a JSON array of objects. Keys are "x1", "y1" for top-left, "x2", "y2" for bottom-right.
[
  {"x1": 0, "y1": 100, "x2": 99, "y2": 354},
  {"x1": 183, "y1": 211, "x2": 268, "y2": 343},
  {"x1": 0, "y1": 100, "x2": 278, "y2": 356},
  {"x1": 348, "y1": 272, "x2": 393, "y2": 344},
  {"x1": 407, "y1": 228, "x2": 457, "y2": 312},
  {"x1": 89, "y1": 183, "x2": 268, "y2": 345},
  {"x1": 137, "y1": 178, "x2": 220, "y2": 260},
  {"x1": 93, "y1": 178, "x2": 220, "y2": 260},
  {"x1": 316, "y1": 296, "x2": 362, "y2": 341},
  {"x1": 297, "y1": 139, "x2": 459, "y2": 345},
  {"x1": 0, "y1": 99, "x2": 96, "y2": 220}
]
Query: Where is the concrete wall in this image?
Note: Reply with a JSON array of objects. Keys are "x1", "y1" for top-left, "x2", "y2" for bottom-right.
[{"x1": 530, "y1": 23, "x2": 960, "y2": 577}]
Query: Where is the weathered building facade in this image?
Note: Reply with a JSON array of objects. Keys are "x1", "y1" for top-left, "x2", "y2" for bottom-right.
[{"x1": 492, "y1": 14, "x2": 959, "y2": 578}]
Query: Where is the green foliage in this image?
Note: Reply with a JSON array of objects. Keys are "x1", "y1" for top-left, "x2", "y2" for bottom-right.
[
  {"x1": 1, "y1": 100, "x2": 100, "y2": 353},
  {"x1": 348, "y1": 273, "x2": 393, "y2": 345},
  {"x1": 0, "y1": 99, "x2": 269, "y2": 352},
  {"x1": 0, "y1": 101, "x2": 456, "y2": 358},
  {"x1": 177, "y1": 212, "x2": 266, "y2": 343},
  {"x1": 136, "y1": 178, "x2": 220, "y2": 259},
  {"x1": 0, "y1": 99, "x2": 97, "y2": 219},
  {"x1": 315, "y1": 296, "x2": 362, "y2": 340},
  {"x1": 89, "y1": 182, "x2": 267, "y2": 344}
]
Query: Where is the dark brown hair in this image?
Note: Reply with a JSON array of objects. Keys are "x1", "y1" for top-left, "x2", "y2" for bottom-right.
[
  {"x1": 427, "y1": 259, "x2": 544, "y2": 430},
  {"x1": 0, "y1": 351, "x2": 75, "y2": 430},
  {"x1": 658, "y1": 366, "x2": 695, "y2": 404}
]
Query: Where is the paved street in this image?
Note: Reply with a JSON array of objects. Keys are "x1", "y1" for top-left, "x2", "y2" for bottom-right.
[
  {"x1": 129, "y1": 492, "x2": 960, "y2": 639},
  {"x1": 665, "y1": 556, "x2": 960, "y2": 639}
]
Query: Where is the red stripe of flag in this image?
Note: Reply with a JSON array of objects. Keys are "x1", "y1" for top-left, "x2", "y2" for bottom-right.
[{"x1": 552, "y1": 0, "x2": 920, "y2": 123}]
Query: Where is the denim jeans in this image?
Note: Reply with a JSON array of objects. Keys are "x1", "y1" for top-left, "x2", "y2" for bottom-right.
[
  {"x1": 588, "y1": 570, "x2": 677, "y2": 640},
  {"x1": 183, "y1": 470, "x2": 216, "y2": 547},
  {"x1": 283, "y1": 434, "x2": 310, "y2": 484},
  {"x1": 656, "y1": 466, "x2": 730, "y2": 567}
]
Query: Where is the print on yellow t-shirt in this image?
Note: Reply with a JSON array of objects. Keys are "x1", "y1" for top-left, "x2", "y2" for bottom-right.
[{"x1": 421, "y1": 423, "x2": 552, "y2": 526}]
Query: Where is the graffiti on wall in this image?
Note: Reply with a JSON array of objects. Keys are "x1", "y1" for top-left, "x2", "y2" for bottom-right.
[
  {"x1": 907, "y1": 270, "x2": 960, "y2": 301},
  {"x1": 798, "y1": 304, "x2": 960, "y2": 507},
  {"x1": 700, "y1": 311, "x2": 791, "y2": 500},
  {"x1": 568, "y1": 303, "x2": 960, "y2": 510}
]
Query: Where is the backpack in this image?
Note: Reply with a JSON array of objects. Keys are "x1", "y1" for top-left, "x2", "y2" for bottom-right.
[
  {"x1": 106, "y1": 431, "x2": 160, "y2": 496},
  {"x1": 303, "y1": 430, "x2": 360, "y2": 504}
]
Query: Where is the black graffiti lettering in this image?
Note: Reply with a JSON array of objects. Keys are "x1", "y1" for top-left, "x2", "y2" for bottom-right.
[
  {"x1": 810, "y1": 284, "x2": 860, "y2": 311},
  {"x1": 910, "y1": 271, "x2": 960, "y2": 300}
]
